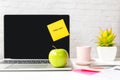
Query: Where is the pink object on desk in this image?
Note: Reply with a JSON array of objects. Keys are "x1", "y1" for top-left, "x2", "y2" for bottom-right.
[
  {"x1": 73, "y1": 69, "x2": 100, "y2": 75},
  {"x1": 76, "y1": 46, "x2": 91, "y2": 63}
]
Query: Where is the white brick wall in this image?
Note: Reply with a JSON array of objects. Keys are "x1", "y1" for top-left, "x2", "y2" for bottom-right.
[{"x1": 0, "y1": 0, "x2": 120, "y2": 59}]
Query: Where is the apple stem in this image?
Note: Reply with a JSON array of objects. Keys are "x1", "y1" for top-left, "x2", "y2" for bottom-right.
[{"x1": 52, "y1": 45, "x2": 57, "y2": 49}]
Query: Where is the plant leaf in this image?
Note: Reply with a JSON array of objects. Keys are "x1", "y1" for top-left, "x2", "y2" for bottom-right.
[
  {"x1": 100, "y1": 28, "x2": 103, "y2": 35},
  {"x1": 102, "y1": 31, "x2": 107, "y2": 38},
  {"x1": 109, "y1": 28, "x2": 112, "y2": 35}
]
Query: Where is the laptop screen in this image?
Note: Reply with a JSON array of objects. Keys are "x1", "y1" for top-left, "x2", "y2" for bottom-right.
[{"x1": 4, "y1": 15, "x2": 69, "y2": 59}]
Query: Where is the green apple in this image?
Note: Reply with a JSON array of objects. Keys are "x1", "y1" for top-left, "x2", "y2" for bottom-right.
[{"x1": 48, "y1": 48, "x2": 68, "y2": 68}]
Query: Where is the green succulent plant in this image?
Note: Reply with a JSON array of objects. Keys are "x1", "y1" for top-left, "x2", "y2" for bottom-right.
[{"x1": 96, "y1": 28, "x2": 116, "y2": 47}]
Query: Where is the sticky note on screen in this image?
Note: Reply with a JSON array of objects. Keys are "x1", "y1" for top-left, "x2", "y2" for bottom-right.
[{"x1": 47, "y1": 19, "x2": 69, "y2": 41}]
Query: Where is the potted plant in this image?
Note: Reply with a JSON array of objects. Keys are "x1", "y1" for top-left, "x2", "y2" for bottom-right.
[{"x1": 96, "y1": 28, "x2": 117, "y2": 61}]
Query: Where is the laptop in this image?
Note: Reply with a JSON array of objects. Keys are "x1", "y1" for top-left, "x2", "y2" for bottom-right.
[{"x1": 0, "y1": 15, "x2": 72, "y2": 71}]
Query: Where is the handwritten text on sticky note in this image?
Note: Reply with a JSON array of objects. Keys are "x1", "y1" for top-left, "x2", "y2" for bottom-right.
[{"x1": 47, "y1": 19, "x2": 69, "y2": 41}]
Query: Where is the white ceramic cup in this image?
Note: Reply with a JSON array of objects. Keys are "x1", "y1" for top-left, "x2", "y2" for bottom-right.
[{"x1": 76, "y1": 46, "x2": 91, "y2": 63}]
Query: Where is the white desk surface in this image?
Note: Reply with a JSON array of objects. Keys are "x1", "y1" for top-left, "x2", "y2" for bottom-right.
[
  {"x1": 0, "y1": 71, "x2": 90, "y2": 80},
  {"x1": 0, "y1": 59, "x2": 91, "y2": 80}
]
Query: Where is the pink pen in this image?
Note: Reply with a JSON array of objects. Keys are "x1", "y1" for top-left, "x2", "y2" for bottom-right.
[
  {"x1": 81, "y1": 69, "x2": 100, "y2": 72},
  {"x1": 73, "y1": 69, "x2": 100, "y2": 75}
]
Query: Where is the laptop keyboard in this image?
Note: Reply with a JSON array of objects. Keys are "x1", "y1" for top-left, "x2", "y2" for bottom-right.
[{"x1": 0, "y1": 60, "x2": 50, "y2": 64}]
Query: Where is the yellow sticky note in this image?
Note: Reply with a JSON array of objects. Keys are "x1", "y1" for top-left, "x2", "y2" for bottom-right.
[{"x1": 47, "y1": 19, "x2": 69, "y2": 41}]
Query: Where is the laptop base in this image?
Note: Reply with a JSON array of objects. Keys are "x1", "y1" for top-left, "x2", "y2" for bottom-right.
[
  {"x1": 0, "y1": 59, "x2": 72, "y2": 71},
  {"x1": 0, "y1": 64, "x2": 72, "y2": 71}
]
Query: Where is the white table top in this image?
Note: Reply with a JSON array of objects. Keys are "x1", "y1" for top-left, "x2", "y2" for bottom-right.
[
  {"x1": 0, "y1": 58, "x2": 119, "y2": 80},
  {"x1": 0, "y1": 71, "x2": 90, "y2": 80}
]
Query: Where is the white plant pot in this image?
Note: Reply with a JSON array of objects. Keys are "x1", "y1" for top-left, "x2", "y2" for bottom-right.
[{"x1": 97, "y1": 46, "x2": 117, "y2": 61}]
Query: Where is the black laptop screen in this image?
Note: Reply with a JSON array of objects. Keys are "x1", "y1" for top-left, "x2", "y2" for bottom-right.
[{"x1": 4, "y1": 15, "x2": 69, "y2": 59}]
